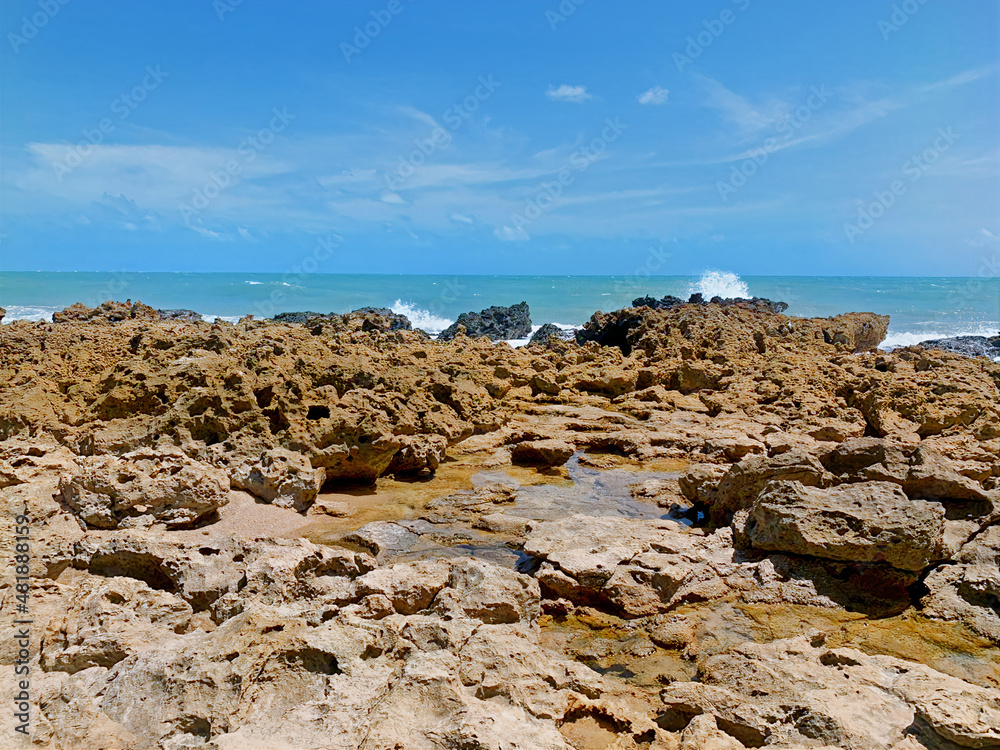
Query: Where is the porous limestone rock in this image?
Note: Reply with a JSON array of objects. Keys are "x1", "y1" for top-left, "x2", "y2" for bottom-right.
[
  {"x1": 511, "y1": 438, "x2": 576, "y2": 467},
  {"x1": 745, "y1": 480, "x2": 946, "y2": 571},
  {"x1": 229, "y1": 447, "x2": 324, "y2": 511},
  {"x1": 660, "y1": 635, "x2": 1000, "y2": 749},
  {"x1": 58, "y1": 449, "x2": 230, "y2": 529}
]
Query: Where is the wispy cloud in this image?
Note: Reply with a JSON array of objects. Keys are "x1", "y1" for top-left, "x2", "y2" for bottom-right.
[
  {"x1": 701, "y1": 67, "x2": 993, "y2": 164},
  {"x1": 637, "y1": 86, "x2": 669, "y2": 105},
  {"x1": 696, "y1": 75, "x2": 793, "y2": 138},
  {"x1": 4, "y1": 64, "x2": 994, "y2": 253},
  {"x1": 546, "y1": 84, "x2": 592, "y2": 103},
  {"x1": 494, "y1": 224, "x2": 529, "y2": 241}
]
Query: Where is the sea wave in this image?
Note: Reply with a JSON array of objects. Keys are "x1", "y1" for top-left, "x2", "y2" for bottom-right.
[
  {"x1": 244, "y1": 280, "x2": 303, "y2": 289},
  {"x1": 689, "y1": 270, "x2": 750, "y2": 299},
  {"x1": 1, "y1": 305, "x2": 59, "y2": 323},
  {"x1": 391, "y1": 300, "x2": 453, "y2": 335}
]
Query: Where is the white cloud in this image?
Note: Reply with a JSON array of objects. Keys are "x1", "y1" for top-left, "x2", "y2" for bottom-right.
[
  {"x1": 547, "y1": 84, "x2": 592, "y2": 103},
  {"x1": 187, "y1": 223, "x2": 226, "y2": 240},
  {"x1": 638, "y1": 86, "x2": 669, "y2": 105},
  {"x1": 397, "y1": 105, "x2": 441, "y2": 129},
  {"x1": 697, "y1": 76, "x2": 790, "y2": 136},
  {"x1": 494, "y1": 224, "x2": 529, "y2": 241}
]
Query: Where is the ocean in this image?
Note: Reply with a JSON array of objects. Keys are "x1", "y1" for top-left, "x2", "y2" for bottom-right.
[{"x1": 2, "y1": 271, "x2": 998, "y2": 351}]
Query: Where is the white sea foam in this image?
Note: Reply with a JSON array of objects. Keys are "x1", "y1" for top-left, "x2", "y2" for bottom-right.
[
  {"x1": 244, "y1": 281, "x2": 264, "y2": 285},
  {"x1": 1, "y1": 305, "x2": 59, "y2": 323},
  {"x1": 689, "y1": 270, "x2": 750, "y2": 299},
  {"x1": 391, "y1": 300, "x2": 453, "y2": 335},
  {"x1": 202, "y1": 314, "x2": 243, "y2": 324},
  {"x1": 879, "y1": 323, "x2": 1000, "y2": 350}
]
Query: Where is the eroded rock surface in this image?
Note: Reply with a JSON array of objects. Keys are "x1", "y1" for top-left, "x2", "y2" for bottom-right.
[
  {"x1": 660, "y1": 635, "x2": 1000, "y2": 749},
  {"x1": 3, "y1": 300, "x2": 1000, "y2": 748},
  {"x1": 58, "y1": 449, "x2": 230, "y2": 529}
]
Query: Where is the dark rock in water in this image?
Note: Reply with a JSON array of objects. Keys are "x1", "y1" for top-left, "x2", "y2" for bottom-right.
[
  {"x1": 918, "y1": 335, "x2": 1000, "y2": 359},
  {"x1": 157, "y1": 309, "x2": 203, "y2": 323},
  {"x1": 0, "y1": 307, "x2": 5, "y2": 323},
  {"x1": 710, "y1": 296, "x2": 789, "y2": 315},
  {"x1": 273, "y1": 308, "x2": 411, "y2": 332},
  {"x1": 631, "y1": 295, "x2": 685, "y2": 310},
  {"x1": 631, "y1": 293, "x2": 788, "y2": 315},
  {"x1": 273, "y1": 311, "x2": 323, "y2": 324},
  {"x1": 529, "y1": 323, "x2": 573, "y2": 345},
  {"x1": 438, "y1": 302, "x2": 531, "y2": 341}
]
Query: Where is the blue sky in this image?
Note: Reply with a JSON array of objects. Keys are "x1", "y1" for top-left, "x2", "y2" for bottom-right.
[{"x1": 1, "y1": 0, "x2": 998, "y2": 275}]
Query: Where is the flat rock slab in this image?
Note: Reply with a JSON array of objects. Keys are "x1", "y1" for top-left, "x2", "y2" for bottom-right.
[{"x1": 746, "y1": 480, "x2": 945, "y2": 571}]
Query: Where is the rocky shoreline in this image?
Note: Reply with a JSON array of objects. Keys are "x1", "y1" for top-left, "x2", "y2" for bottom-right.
[
  {"x1": 917, "y1": 334, "x2": 1000, "y2": 360},
  {"x1": 2, "y1": 298, "x2": 999, "y2": 749}
]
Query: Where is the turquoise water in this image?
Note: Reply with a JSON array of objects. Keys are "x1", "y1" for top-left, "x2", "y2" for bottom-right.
[{"x1": 1, "y1": 271, "x2": 998, "y2": 347}]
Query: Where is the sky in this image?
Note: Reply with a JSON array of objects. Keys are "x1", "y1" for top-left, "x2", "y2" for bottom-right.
[{"x1": 0, "y1": 0, "x2": 998, "y2": 276}]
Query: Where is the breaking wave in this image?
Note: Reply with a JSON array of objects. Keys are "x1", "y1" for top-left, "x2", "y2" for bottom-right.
[
  {"x1": 1, "y1": 305, "x2": 59, "y2": 323},
  {"x1": 391, "y1": 300, "x2": 453, "y2": 335},
  {"x1": 689, "y1": 270, "x2": 750, "y2": 299}
]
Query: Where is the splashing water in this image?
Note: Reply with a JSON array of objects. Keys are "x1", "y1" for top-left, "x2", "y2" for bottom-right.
[
  {"x1": 391, "y1": 300, "x2": 454, "y2": 335},
  {"x1": 1, "y1": 305, "x2": 59, "y2": 323},
  {"x1": 689, "y1": 270, "x2": 750, "y2": 299}
]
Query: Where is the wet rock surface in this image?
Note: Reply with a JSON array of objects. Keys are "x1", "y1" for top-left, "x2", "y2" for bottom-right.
[
  {"x1": 438, "y1": 301, "x2": 531, "y2": 341},
  {"x1": 919, "y1": 334, "x2": 1000, "y2": 360},
  {"x1": 632, "y1": 293, "x2": 789, "y2": 316},
  {"x1": 3, "y1": 300, "x2": 1000, "y2": 748},
  {"x1": 530, "y1": 322, "x2": 575, "y2": 344},
  {"x1": 273, "y1": 307, "x2": 413, "y2": 332},
  {"x1": 156, "y1": 308, "x2": 204, "y2": 323}
]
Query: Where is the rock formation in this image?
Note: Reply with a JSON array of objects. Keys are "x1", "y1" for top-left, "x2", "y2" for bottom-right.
[
  {"x1": 2, "y1": 298, "x2": 999, "y2": 748},
  {"x1": 919, "y1": 333, "x2": 1000, "y2": 360},
  {"x1": 530, "y1": 323, "x2": 574, "y2": 345},
  {"x1": 438, "y1": 301, "x2": 531, "y2": 341},
  {"x1": 274, "y1": 307, "x2": 412, "y2": 332}
]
